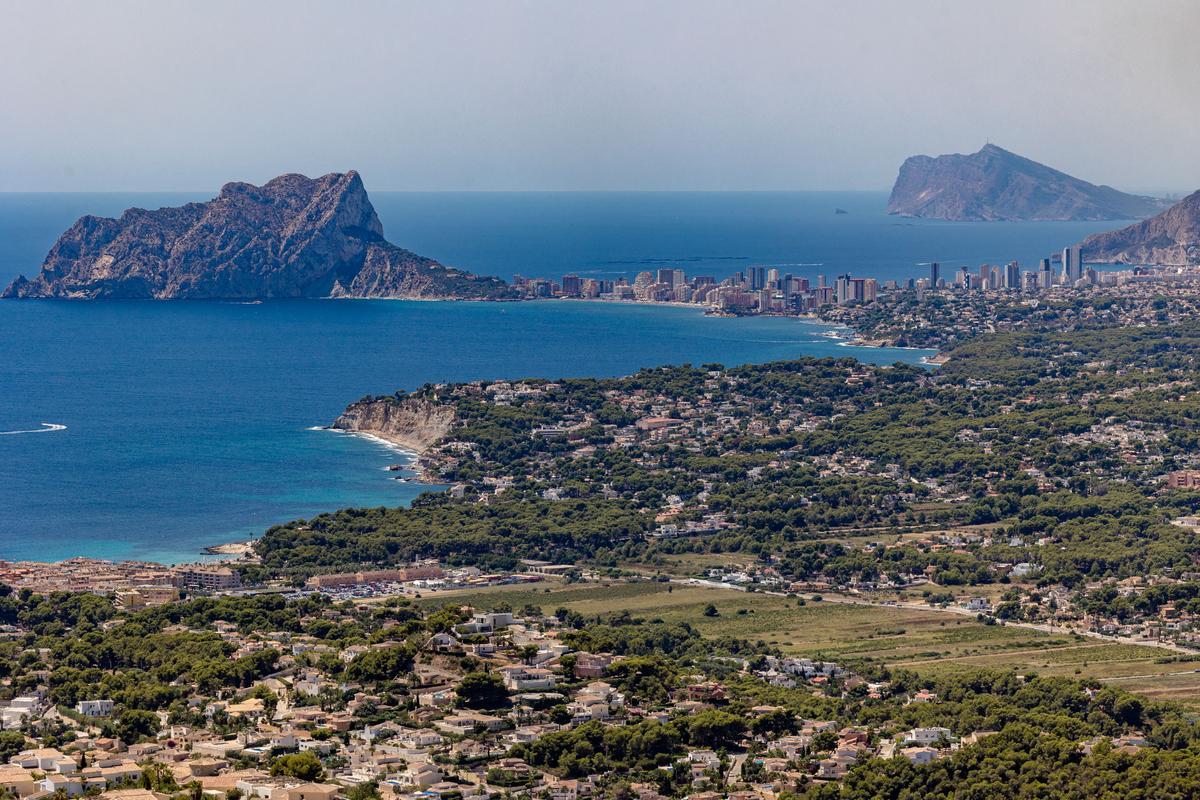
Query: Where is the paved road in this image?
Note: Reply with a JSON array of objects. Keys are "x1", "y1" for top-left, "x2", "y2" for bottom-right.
[{"x1": 726, "y1": 752, "x2": 747, "y2": 786}]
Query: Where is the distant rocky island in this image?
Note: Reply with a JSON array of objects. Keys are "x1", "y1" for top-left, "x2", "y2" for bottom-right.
[
  {"x1": 2, "y1": 170, "x2": 515, "y2": 300},
  {"x1": 1082, "y1": 189, "x2": 1200, "y2": 265},
  {"x1": 886, "y1": 144, "x2": 1168, "y2": 222}
]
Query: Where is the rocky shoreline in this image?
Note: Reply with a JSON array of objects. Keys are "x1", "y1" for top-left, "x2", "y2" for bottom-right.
[
  {"x1": 201, "y1": 540, "x2": 256, "y2": 557},
  {"x1": 341, "y1": 427, "x2": 440, "y2": 483}
]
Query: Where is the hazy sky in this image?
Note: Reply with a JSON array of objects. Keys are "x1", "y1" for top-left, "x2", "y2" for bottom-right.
[{"x1": 2, "y1": 0, "x2": 1198, "y2": 193}]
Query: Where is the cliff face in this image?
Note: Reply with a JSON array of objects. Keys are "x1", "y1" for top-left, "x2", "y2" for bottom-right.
[
  {"x1": 887, "y1": 144, "x2": 1167, "y2": 222},
  {"x1": 1081, "y1": 190, "x2": 1200, "y2": 265},
  {"x1": 3, "y1": 171, "x2": 515, "y2": 300},
  {"x1": 331, "y1": 396, "x2": 456, "y2": 453}
]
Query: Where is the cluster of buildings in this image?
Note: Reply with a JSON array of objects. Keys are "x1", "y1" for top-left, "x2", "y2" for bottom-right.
[
  {"x1": 0, "y1": 559, "x2": 241, "y2": 603},
  {"x1": 1165, "y1": 470, "x2": 1200, "y2": 490},
  {"x1": 2, "y1": 747, "x2": 149, "y2": 798},
  {"x1": 300, "y1": 563, "x2": 554, "y2": 601},
  {"x1": 511, "y1": 246, "x2": 1166, "y2": 319},
  {"x1": 928, "y1": 246, "x2": 1097, "y2": 293},
  {"x1": 0, "y1": 596, "x2": 969, "y2": 800},
  {"x1": 509, "y1": 246, "x2": 1200, "y2": 352},
  {"x1": 928, "y1": 248, "x2": 1200, "y2": 297},
  {"x1": 1076, "y1": 570, "x2": 1200, "y2": 648},
  {"x1": 514, "y1": 267, "x2": 881, "y2": 314},
  {"x1": 823, "y1": 259, "x2": 1200, "y2": 350}
]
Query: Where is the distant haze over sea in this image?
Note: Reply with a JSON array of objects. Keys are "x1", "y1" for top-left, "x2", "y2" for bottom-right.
[{"x1": 0, "y1": 191, "x2": 1129, "y2": 291}]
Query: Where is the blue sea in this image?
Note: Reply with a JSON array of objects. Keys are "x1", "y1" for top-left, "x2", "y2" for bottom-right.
[{"x1": 0, "y1": 192, "x2": 1126, "y2": 563}]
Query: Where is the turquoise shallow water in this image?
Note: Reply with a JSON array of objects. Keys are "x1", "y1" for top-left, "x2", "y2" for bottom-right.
[
  {"x1": 0, "y1": 299, "x2": 929, "y2": 563},
  {"x1": 0, "y1": 191, "x2": 1125, "y2": 563}
]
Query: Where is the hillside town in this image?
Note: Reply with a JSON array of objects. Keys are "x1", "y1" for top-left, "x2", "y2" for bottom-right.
[{"x1": 0, "y1": 590, "x2": 1148, "y2": 800}]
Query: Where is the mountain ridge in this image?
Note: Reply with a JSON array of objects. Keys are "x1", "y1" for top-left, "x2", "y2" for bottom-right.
[
  {"x1": 887, "y1": 144, "x2": 1168, "y2": 222},
  {"x1": 2, "y1": 171, "x2": 515, "y2": 300},
  {"x1": 1081, "y1": 189, "x2": 1200, "y2": 265}
]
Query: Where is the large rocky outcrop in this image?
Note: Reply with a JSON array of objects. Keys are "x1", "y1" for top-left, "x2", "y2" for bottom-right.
[
  {"x1": 1080, "y1": 190, "x2": 1200, "y2": 266},
  {"x1": 3, "y1": 171, "x2": 515, "y2": 300},
  {"x1": 887, "y1": 144, "x2": 1167, "y2": 222},
  {"x1": 332, "y1": 395, "x2": 456, "y2": 453}
]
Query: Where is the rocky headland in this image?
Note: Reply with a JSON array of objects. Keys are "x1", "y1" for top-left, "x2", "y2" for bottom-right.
[
  {"x1": 887, "y1": 144, "x2": 1167, "y2": 221},
  {"x1": 3, "y1": 171, "x2": 516, "y2": 300},
  {"x1": 331, "y1": 394, "x2": 456, "y2": 455},
  {"x1": 1081, "y1": 189, "x2": 1200, "y2": 266}
]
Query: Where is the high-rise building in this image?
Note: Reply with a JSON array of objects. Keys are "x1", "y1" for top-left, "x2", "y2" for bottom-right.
[
  {"x1": 1061, "y1": 246, "x2": 1082, "y2": 283},
  {"x1": 1004, "y1": 261, "x2": 1020, "y2": 290},
  {"x1": 656, "y1": 268, "x2": 675, "y2": 287},
  {"x1": 929, "y1": 262, "x2": 941, "y2": 288},
  {"x1": 863, "y1": 278, "x2": 878, "y2": 303},
  {"x1": 1039, "y1": 258, "x2": 1053, "y2": 289},
  {"x1": 750, "y1": 266, "x2": 767, "y2": 291},
  {"x1": 561, "y1": 274, "x2": 582, "y2": 296},
  {"x1": 835, "y1": 275, "x2": 851, "y2": 305},
  {"x1": 848, "y1": 278, "x2": 866, "y2": 302},
  {"x1": 632, "y1": 271, "x2": 655, "y2": 300},
  {"x1": 786, "y1": 276, "x2": 809, "y2": 296}
]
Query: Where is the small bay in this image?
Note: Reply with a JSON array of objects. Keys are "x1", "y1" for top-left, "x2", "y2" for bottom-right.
[
  {"x1": 0, "y1": 191, "x2": 1123, "y2": 562},
  {"x1": 0, "y1": 299, "x2": 927, "y2": 562}
]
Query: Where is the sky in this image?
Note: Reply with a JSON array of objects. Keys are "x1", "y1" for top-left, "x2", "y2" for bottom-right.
[{"x1": 2, "y1": 0, "x2": 1199, "y2": 193}]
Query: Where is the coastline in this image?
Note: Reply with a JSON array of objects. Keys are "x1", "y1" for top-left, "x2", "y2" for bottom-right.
[
  {"x1": 201, "y1": 541, "x2": 256, "y2": 557},
  {"x1": 4, "y1": 299, "x2": 929, "y2": 566},
  {"x1": 812, "y1": 323, "x2": 942, "y2": 360},
  {"x1": 193, "y1": 427, "x2": 441, "y2": 562},
  {"x1": 548, "y1": 296, "x2": 709, "y2": 312},
  {"x1": 323, "y1": 425, "x2": 438, "y2": 483},
  {"x1": 555, "y1": 297, "x2": 912, "y2": 346},
  {"x1": 187, "y1": 427, "x2": 433, "y2": 563}
]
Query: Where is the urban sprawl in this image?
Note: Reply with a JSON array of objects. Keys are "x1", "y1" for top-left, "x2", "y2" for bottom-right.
[{"x1": 515, "y1": 245, "x2": 1146, "y2": 313}]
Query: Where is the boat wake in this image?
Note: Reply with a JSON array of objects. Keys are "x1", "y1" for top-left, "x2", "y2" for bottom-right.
[{"x1": 0, "y1": 422, "x2": 67, "y2": 436}]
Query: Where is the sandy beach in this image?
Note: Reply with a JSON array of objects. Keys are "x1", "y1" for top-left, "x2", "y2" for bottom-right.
[{"x1": 335, "y1": 427, "x2": 441, "y2": 484}]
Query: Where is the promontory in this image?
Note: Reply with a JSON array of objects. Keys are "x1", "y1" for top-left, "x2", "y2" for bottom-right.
[
  {"x1": 886, "y1": 144, "x2": 1167, "y2": 222},
  {"x1": 2, "y1": 171, "x2": 515, "y2": 300},
  {"x1": 1081, "y1": 189, "x2": 1200, "y2": 266}
]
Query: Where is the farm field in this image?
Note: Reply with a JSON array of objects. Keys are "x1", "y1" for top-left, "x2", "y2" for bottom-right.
[{"x1": 413, "y1": 579, "x2": 1200, "y2": 706}]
